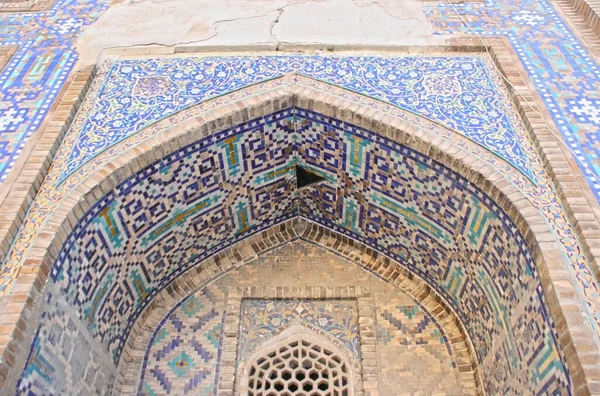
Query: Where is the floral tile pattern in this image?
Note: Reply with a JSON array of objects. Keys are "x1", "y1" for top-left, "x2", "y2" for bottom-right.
[
  {"x1": 425, "y1": 0, "x2": 600, "y2": 198},
  {"x1": 58, "y1": 55, "x2": 535, "y2": 182},
  {"x1": 238, "y1": 299, "x2": 360, "y2": 361}
]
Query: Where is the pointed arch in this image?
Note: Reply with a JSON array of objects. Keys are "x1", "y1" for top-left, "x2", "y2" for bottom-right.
[
  {"x1": 239, "y1": 325, "x2": 359, "y2": 396},
  {"x1": 3, "y1": 83, "x2": 597, "y2": 395}
]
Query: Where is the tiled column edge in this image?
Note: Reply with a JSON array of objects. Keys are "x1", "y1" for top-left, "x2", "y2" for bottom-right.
[
  {"x1": 562, "y1": 0, "x2": 600, "y2": 36},
  {"x1": 218, "y1": 289, "x2": 241, "y2": 396},
  {"x1": 0, "y1": 66, "x2": 95, "y2": 391},
  {"x1": 356, "y1": 292, "x2": 378, "y2": 396},
  {"x1": 0, "y1": 66, "x2": 95, "y2": 277},
  {"x1": 554, "y1": 0, "x2": 600, "y2": 57},
  {"x1": 481, "y1": 37, "x2": 600, "y2": 282}
]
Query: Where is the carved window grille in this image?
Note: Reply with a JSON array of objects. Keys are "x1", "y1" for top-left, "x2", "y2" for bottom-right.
[{"x1": 246, "y1": 338, "x2": 350, "y2": 396}]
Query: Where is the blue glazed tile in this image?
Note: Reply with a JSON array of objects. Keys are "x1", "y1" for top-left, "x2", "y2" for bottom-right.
[
  {"x1": 57, "y1": 56, "x2": 535, "y2": 182},
  {"x1": 424, "y1": 0, "x2": 600, "y2": 199},
  {"x1": 0, "y1": 0, "x2": 109, "y2": 181}
]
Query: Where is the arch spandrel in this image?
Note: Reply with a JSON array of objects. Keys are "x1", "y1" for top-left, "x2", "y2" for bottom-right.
[{"x1": 3, "y1": 87, "x2": 598, "y2": 395}]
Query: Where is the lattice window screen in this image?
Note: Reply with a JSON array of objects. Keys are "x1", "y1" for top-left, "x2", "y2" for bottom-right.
[{"x1": 246, "y1": 338, "x2": 350, "y2": 396}]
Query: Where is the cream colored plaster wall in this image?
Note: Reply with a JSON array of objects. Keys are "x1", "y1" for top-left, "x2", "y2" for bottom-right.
[{"x1": 75, "y1": 0, "x2": 444, "y2": 65}]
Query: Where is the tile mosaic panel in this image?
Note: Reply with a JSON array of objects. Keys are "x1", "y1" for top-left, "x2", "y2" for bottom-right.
[
  {"x1": 136, "y1": 243, "x2": 464, "y2": 395},
  {"x1": 0, "y1": 0, "x2": 108, "y2": 181},
  {"x1": 58, "y1": 55, "x2": 535, "y2": 182},
  {"x1": 0, "y1": 0, "x2": 597, "y2": 196},
  {"x1": 18, "y1": 108, "x2": 570, "y2": 394},
  {"x1": 424, "y1": 0, "x2": 600, "y2": 199},
  {"x1": 293, "y1": 109, "x2": 571, "y2": 393},
  {"x1": 138, "y1": 287, "x2": 227, "y2": 396},
  {"x1": 16, "y1": 284, "x2": 116, "y2": 395},
  {"x1": 238, "y1": 299, "x2": 360, "y2": 361}
]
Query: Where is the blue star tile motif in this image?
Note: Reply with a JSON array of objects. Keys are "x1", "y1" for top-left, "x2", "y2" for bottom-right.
[{"x1": 0, "y1": 0, "x2": 109, "y2": 181}]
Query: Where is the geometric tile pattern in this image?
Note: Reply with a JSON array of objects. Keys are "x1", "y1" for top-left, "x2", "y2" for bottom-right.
[
  {"x1": 57, "y1": 55, "x2": 535, "y2": 182},
  {"x1": 138, "y1": 287, "x2": 226, "y2": 395},
  {"x1": 374, "y1": 285, "x2": 461, "y2": 395},
  {"x1": 238, "y1": 300, "x2": 360, "y2": 361},
  {"x1": 378, "y1": 305, "x2": 448, "y2": 348},
  {"x1": 0, "y1": 0, "x2": 108, "y2": 181},
  {"x1": 19, "y1": 108, "x2": 570, "y2": 394},
  {"x1": 425, "y1": 0, "x2": 600, "y2": 199},
  {"x1": 15, "y1": 283, "x2": 115, "y2": 395},
  {"x1": 293, "y1": 109, "x2": 570, "y2": 394},
  {"x1": 134, "y1": 243, "x2": 462, "y2": 395}
]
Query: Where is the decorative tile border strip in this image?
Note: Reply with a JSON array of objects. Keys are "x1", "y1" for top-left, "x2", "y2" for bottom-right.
[
  {"x1": 0, "y1": 66, "x2": 95, "y2": 288},
  {"x1": 480, "y1": 37, "x2": 600, "y2": 279},
  {"x1": 114, "y1": 224, "x2": 479, "y2": 395},
  {"x1": 0, "y1": 0, "x2": 109, "y2": 183}
]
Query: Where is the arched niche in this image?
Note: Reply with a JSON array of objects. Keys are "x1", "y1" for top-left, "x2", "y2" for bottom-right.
[
  {"x1": 120, "y1": 232, "x2": 478, "y2": 395},
  {"x1": 5, "y1": 88, "x2": 596, "y2": 395}
]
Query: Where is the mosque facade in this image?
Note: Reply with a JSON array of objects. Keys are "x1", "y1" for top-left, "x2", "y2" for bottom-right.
[{"x1": 0, "y1": 0, "x2": 599, "y2": 394}]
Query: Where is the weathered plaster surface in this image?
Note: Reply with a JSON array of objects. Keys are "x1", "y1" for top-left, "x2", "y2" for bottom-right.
[{"x1": 76, "y1": 0, "x2": 442, "y2": 64}]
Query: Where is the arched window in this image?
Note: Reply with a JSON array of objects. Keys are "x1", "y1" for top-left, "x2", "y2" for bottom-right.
[{"x1": 239, "y1": 327, "x2": 356, "y2": 396}]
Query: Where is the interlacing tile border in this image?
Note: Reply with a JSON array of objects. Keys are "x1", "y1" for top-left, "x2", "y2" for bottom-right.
[
  {"x1": 114, "y1": 221, "x2": 479, "y2": 396},
  {"x1": 0, "y1": 40, "x2": 599, "y2": 393}
]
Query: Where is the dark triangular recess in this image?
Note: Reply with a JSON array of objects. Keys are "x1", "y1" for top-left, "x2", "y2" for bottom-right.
[{"x1": 296, "y1": 165, "x2": 325, "y2": 188}]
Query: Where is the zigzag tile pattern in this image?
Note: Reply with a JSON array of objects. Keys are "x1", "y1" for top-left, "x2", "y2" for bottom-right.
[{"x1": 17, "y1": 108, "x2": 570, "y2": 394}]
